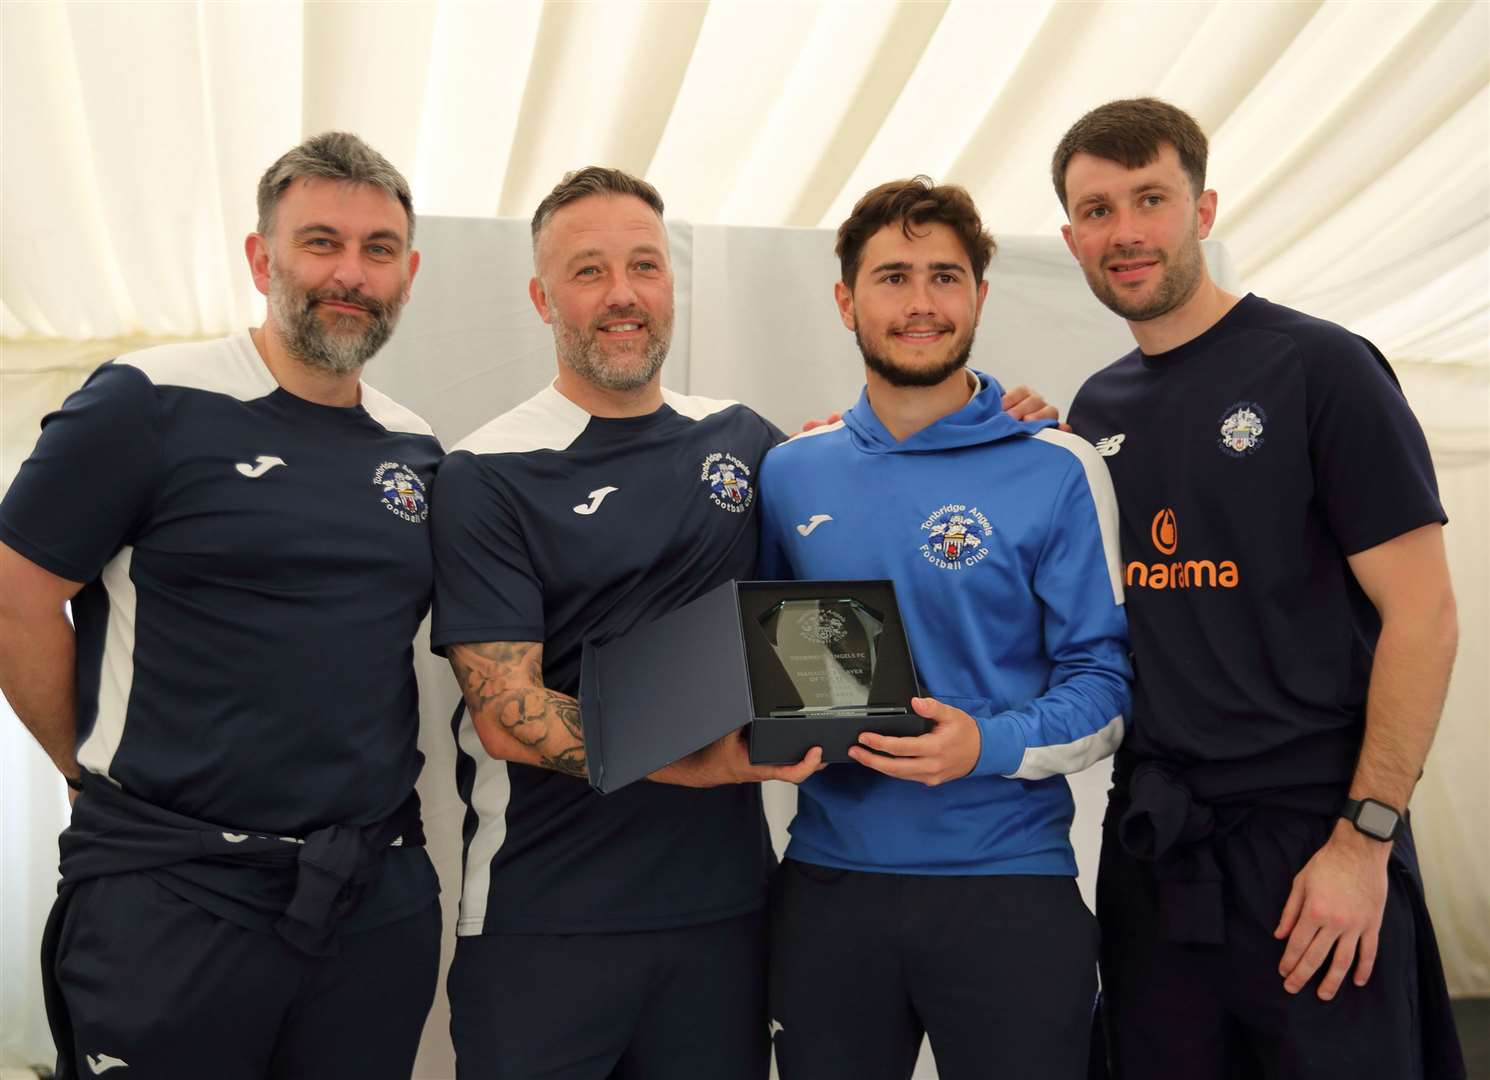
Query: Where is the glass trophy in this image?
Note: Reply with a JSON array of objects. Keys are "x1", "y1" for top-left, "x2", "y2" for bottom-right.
[{"x1": 757, "y1": 598, "x2": 907, "y2": 718}]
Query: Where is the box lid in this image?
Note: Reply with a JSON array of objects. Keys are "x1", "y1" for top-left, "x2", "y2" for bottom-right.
[{"x1": 579, "y1": 580, "x2": 754, "y2": 794}]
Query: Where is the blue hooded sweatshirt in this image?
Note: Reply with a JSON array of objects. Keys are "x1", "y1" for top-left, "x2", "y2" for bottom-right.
[{"x1": 757, "y1": 371, "x2": 1131, "y2": 875}]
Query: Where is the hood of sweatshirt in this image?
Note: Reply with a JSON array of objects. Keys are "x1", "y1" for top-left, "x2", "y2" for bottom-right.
[{"x1": 841, "y1": 369, "x2": 1056, "y2": 454}]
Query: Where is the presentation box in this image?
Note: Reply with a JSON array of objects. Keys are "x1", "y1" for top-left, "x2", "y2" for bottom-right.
[{"x1": 579, "y1": 579, "x2": 924, "y2": 794}]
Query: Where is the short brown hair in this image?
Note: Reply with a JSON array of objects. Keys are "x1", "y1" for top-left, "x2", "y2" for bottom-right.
[
  {"x1": 836, "y1": 177, "x2": 995, "y2": 287},
  {"x1": 257, "y1": 132, "x2": 415, "y2": 241},
  {"x1": 1051, "y1": 97, "x2": 1209, "y2": 212},
  {"x1": 530, "y1": 166, "x2": 665, "y2": 251}
]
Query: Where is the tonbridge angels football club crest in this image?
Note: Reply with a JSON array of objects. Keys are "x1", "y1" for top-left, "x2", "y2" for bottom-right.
[
  {"x1": 918, "y1": 502, "x2": 994, "y2": 571},
  {"x1": 700, "y1": 451, "x2": 754, "y2": 513},
  {"x1": 796, "y1": 607, "x2": 849, "y2": 645},
  {"x1": 372, "y1": 461, "x2": 429, "y2": 523},
  {"x1": 1218, "y1": 402, "x2": 1267, "y2": 458}
]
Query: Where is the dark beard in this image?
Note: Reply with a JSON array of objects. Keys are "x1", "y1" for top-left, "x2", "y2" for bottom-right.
[
  {"x1": 1090, "y1": 231, "x2": 1205, "y2": 324},
  {"x1": 856, "y1": 326, "x2": 975, "y2": 388}
]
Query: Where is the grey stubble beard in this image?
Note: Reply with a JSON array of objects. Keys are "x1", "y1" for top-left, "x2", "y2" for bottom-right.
[{"x1": 553, "y1": 305, "x2": 673, "y2": 393}]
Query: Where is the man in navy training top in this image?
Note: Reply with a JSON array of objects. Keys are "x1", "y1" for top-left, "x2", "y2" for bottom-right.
[
  {"x1": 756, "y1": 177, "x2": 1132, "y2": 1080},
  {"x1": 0, "y1": 133, "x2": 442, "y2": 1080},
  {"x1": 429, "y1": 165, "x2": 821, "y2": 1080},
  {"x1": 1054, "y1": 98, "x2": 1463, "y2": 1079},
  {"x1": 428, "y1": 166, "x2": 1060, "y2": 1080}
]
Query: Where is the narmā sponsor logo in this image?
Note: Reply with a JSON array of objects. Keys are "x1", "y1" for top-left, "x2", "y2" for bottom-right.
[{"x1": 1125, "y1": 508, "x2": 1239, "y2": 590}]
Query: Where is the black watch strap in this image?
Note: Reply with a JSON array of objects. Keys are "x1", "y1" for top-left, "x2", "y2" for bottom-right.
[{"x1": 1341, "y1": 797, "x2": 1404, "y2": 842}]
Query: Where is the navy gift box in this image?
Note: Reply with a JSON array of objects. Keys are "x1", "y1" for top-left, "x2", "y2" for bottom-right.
[{"x1": 579, "y1": 579, "x2": 924, "y2": 794}]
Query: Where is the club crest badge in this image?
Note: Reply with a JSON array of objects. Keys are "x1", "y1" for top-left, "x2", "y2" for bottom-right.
[
  {"x1": 373, "y1": 461, "x2": 429, "y2": 523},
  {"x1": 797, "y1": 608, "x2": 848, "y2": 645},
  {"x1": 1218, "y1": 402, "x2": 1266, "y2": 458},
  {"x1": 700, "y1": 451, "x2": 754, "y2": 513},
  {"x1": 919, "y1": 503, "x2": 994, "y2": 571}
]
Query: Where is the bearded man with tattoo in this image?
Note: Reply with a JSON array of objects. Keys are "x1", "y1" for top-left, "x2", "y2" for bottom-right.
[{"x1": 428, "y1": 167, "x2": 824, "y2": 1080}]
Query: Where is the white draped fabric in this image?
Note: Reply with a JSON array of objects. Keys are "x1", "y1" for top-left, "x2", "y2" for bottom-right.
[
  {"x1": 3, "y1": 0, "x2": 1487, "y2": 365},
  {"x1": 2, "y1": 0, "x2": 1487, "y2": 1072}
]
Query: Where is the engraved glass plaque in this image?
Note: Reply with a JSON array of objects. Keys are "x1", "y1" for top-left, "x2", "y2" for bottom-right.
[{"x1": 757, "y1": 598, "x2": 905, "y2": 718}]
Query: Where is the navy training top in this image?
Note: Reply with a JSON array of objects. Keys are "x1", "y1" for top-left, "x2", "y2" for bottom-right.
[
  {"x1": 1067, "y1": 294, "x2": 1444, "y2": 773},
  {"x1": 0, "y1": 333, "x2": 442, "y2": 928},
  {"x1": 431, "y1": 382, "x2": 784, "y2": 936}
]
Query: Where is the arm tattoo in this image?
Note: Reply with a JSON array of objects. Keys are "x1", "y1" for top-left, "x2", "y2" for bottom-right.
[
  {"x1": 449, "y1": 641, "x2": 587, "y2": 777},
  {"x1": 540, "y1": 746, "x2": 587, "y2": 778},
  {"x1": 556, "y1": 700, "x2": 584, "y2": 743}
]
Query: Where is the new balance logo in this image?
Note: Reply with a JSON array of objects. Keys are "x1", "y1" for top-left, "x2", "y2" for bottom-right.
[
  {"x1": 1094, "y1": 434, "x2": 1125, "y2": 457},
  {"x1": 235, "y1": 455, "x2": 286, "y2": 478},
  {"x1": 573, "y1": 487, "x2": 619, "y2": 515},
  {"x1": 86, "y1": 1054, "x2": 130, "y2": 1074},
  {"x1": 796, "y1": 514, "x2": 833, "y2": 536}
]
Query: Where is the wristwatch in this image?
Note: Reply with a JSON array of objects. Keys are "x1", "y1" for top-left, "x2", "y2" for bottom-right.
[{"x1": 1341, "y1": 798, "x2": 1404, "y2": 842}]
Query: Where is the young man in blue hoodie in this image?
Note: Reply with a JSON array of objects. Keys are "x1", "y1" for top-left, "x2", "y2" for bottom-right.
[{"x1": 756, "y1": 178, "x2": 1132, "y2": 1080}]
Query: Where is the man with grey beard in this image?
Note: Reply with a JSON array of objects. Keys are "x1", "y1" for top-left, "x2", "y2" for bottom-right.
[
  {"x1": 428, "y1": 166, "x2": 825, "y2": 1079},
  {"x1": 0, "y1": 132, "x2": 443, "y2": 1079}
]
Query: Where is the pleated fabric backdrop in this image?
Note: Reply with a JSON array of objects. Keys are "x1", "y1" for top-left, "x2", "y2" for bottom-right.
[{"x1": 3, "y1": 0, "x2": 1487, "y2": 1072}]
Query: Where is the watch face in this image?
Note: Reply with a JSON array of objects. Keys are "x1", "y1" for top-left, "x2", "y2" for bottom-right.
[{"x1": 1357, "y1": 800, "x2": 1400, "y2": 839}]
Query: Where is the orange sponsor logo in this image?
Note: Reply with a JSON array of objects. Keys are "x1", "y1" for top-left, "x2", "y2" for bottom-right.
[
  {"x1": 1150, "y1": 508, "x2": 1178, "y2": 555},
  {"x1": 1125, "y1": 508, "x2": 1239, "y2": 590}
]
